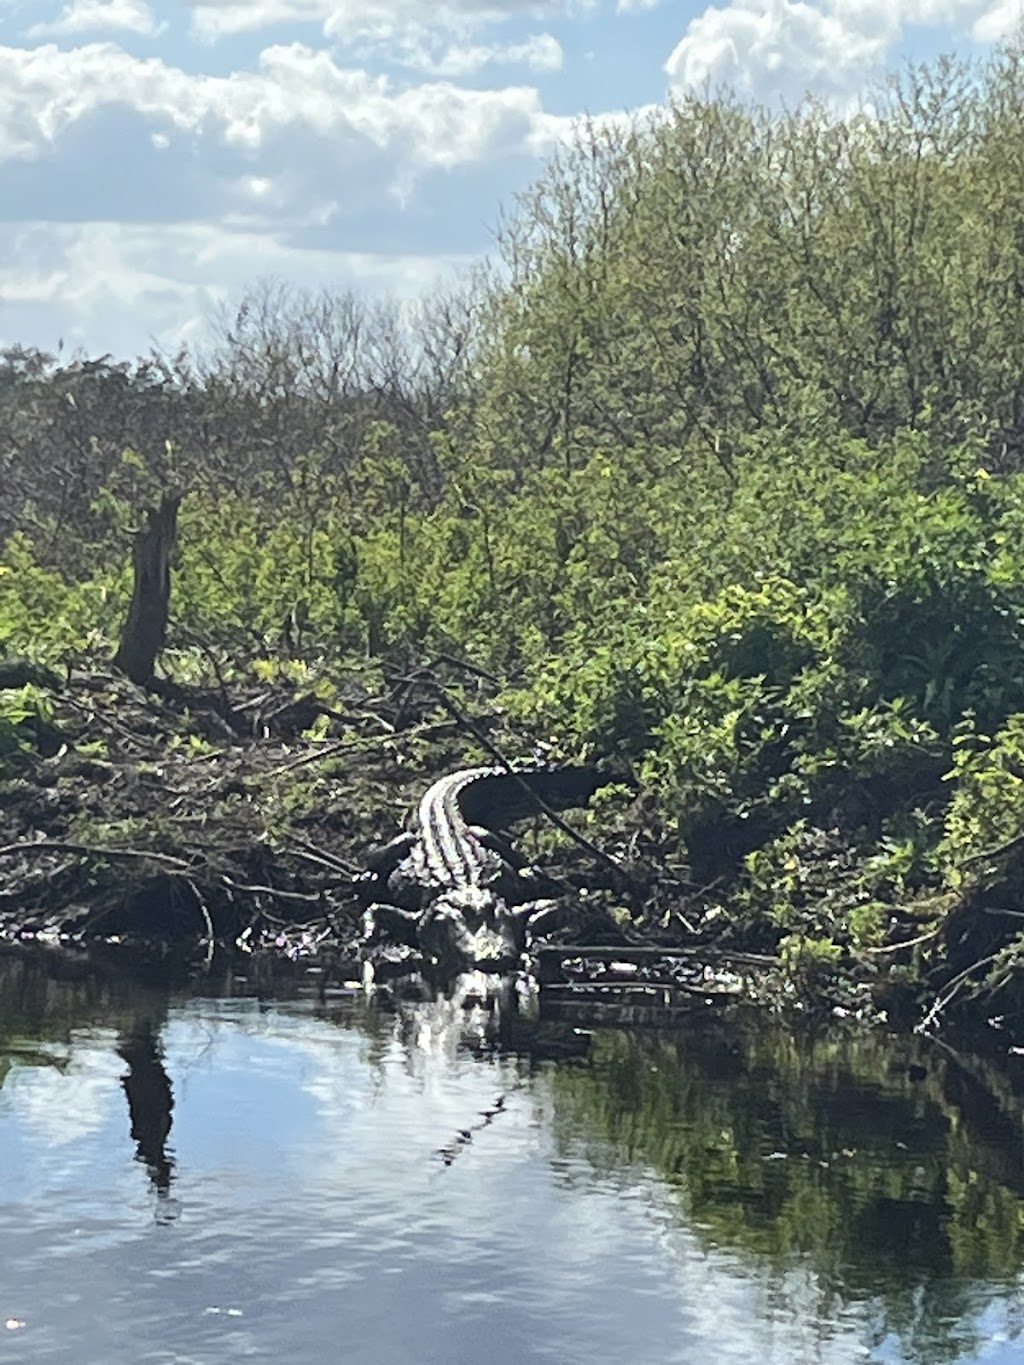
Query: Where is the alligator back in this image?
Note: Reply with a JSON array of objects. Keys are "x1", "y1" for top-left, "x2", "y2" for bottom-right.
[
  {"x1": 414, "y1": 764, "x2": 604, "y2": 891},
  {"x1": 364, "y1": 764, "x2": 608, "y2": 969},
  {"x1": 416, "y1": 767, "x2": 501, "y2": 891}
]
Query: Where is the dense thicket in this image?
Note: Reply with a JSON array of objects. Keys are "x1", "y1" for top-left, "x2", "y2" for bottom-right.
[{"x1": 8, "y1": 46, "x2": 1024, "y2": 1018}]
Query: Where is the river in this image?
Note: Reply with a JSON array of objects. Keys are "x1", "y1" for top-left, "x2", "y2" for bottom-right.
[{"x1": 1, "y1": 949, "x2": 1022, "y2": 1364}]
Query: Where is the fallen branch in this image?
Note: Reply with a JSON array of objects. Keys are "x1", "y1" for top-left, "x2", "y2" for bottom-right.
[
  {"x1": 917, "y1": 951, "x2": 1003, "y2": 1033},
  {"x1": 0, "y1": 839, "x2": 338, "y2": 910},
  {"x1": 282, "y1": 836, "x2": 359, "y2": 878},
  {"x1": 0, "y1": 839, "x2": 198, "y2": 872}
]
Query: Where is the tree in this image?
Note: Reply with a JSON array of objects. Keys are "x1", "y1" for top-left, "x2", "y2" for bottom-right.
[{"x1": 113, "y1": 492, "x2": 182, "y2": 686}]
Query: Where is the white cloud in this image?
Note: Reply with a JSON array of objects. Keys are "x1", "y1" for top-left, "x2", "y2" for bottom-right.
[
  {"x1": 665, "y1": 0, "x2": 991, "y2": 104},
  {"x1": 973, "y1": 0, "x2": 1024, "y2": 41},
  {"x1": 0, "y1": 41, "x2": 555, "y2": 172},
  {"x1": 0, "y1": 219, "x2": 476, "y2": 354},
  {"x1": 666, "y1": 1, "x2": 888, "y2": 101},
  {"x1": 187, "y1": 0, "x2": 580, "y2": 43},
  {"x1": 0, "y1": 32, "x2": 597, "y2": 354},
  {"x1": 9, "y1": 0, "x2": 1013, "y2": 360},
  {"x1": 28, "y1": 0, "x2": 165, "y2": 38},
  {"x1": 6, "y1": 1037, "x2": 124, "y2": 1146},
  {"x1": 402, "y1": 32, "x2": 565, "y2": 76},
  {"x1": 189, "y1": 0, "x2": 328, "y2": 41}
]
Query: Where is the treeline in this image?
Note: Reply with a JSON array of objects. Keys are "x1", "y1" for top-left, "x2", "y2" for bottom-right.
[
  {"x1": 0, "y1": 277, "x2": 478, "y2": 545},
  {"x1": 8, "y1": 45, "x2": 1024, "y2": 1015}
]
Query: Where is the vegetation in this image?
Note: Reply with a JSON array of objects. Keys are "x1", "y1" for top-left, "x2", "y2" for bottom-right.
[{"x1": 8, "y1": 45, "x2": 1024, "y2": 1026}]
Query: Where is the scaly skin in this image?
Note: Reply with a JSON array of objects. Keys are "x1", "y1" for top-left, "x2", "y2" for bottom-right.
[
  {"x1": 412, "y1": 767, "x2": 508, "y2": 896},
  {"x1": 362, "y1": 767, "x2": 561, "y2": 971}
]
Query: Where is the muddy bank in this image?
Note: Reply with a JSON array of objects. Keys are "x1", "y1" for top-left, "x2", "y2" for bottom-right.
[
  {"x1": 0, "y1": 662, "x2": 649, "y2": 958},
  {"x1": 0, "y1": 660, "x2": 1010, "y2": 1038}
]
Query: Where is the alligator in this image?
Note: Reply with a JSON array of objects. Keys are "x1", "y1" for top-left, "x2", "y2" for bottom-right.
[{"x1": 359, "y1": 765, "x2": 604, "y2": 972}]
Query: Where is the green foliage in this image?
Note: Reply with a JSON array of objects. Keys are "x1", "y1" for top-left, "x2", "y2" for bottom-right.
[
  {"x1": 941, "y1": 714, "x2": 1024, "y2": 890},
  {"x1": 777, "y1": 933, "x2": 843, "y2": 992},
  {"x1": 736, "y1": 809, "x2": 939, "y2": 961},
  {"x1": 0, "y1": 535, "x2": 127, "y2": 667},
  {"x1": 9, "y1": 46, "x2": 1024, "y2": 971},
  {"x1": 0, "y1": 683, "x2": 58, "y2": 771}
]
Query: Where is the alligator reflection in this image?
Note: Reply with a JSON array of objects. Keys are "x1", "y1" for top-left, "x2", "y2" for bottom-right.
[
  {"x1": 372, "y1": 966, "x2": 587, "y2": 1065},
  {"x1": 372, "y1": 968, "x2": 593, "y2": 1164}
]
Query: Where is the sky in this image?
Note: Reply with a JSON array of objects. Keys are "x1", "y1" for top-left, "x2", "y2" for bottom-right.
[{"x1": 0, "y1": 0, "x2": 1021, "y2": 361}]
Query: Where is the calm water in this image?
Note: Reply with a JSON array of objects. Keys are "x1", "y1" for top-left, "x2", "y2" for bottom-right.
[{"x1": 1, "y1": 951, "x2": 1024, "y2": 1365}]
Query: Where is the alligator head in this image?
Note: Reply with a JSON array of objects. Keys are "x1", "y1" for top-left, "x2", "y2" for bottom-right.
[{"x1": 417, "y1": 885, "x2": 526, "y2": 972}]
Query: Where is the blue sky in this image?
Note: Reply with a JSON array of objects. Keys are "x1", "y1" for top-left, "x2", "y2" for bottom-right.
[{"x1": 0, "y1": 0, "x2": 1019, "y2": 359}]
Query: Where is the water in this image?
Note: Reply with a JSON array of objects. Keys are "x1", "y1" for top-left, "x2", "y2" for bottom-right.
[{"x1": 1, "y1": 951, "x2": 1024, "y2": 1365}]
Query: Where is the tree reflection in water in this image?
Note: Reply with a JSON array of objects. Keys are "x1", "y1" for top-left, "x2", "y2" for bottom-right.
[
  {"x1": 117, "y1": 1019, "x2": 175, "y2": 1198},
  {"x1": 539, "y1": 1011, "x2": 1024, "y2": 1364},
  {"x1": 1, "y1": 950, "x2": 1024, "y2": 1362}
]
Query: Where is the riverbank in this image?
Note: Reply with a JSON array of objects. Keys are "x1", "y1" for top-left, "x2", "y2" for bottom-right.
[
  {"x1": 1, "y1": 658, "x2": 1009, "y2": 1042},
  {"x1": 11, "y1": 54, "x2": 1024, "y2": 1041},
  {"x1": 0, "y1": 660, "x2": 643, "y2": 959}
]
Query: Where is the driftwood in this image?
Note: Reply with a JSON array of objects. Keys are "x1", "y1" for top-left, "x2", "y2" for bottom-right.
[{"x1": 113, "y1": 492, "x2": 181, "y2": 687}]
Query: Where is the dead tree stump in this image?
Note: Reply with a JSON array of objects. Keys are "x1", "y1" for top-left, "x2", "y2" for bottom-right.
[{"x1": 113, "y1": 492, "x2": 182, "y2": 687}]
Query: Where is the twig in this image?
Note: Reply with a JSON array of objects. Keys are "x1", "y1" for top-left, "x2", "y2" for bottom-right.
[
  {"x1": 423, "y1": 677, "x2": 634, "y2": 888},
  {"x1": 958, "y1": 831, "x2": 1024, "y2": 869},
  {"x1": 190, "y1": 748, "x2": 234, "y2": 765},
  {"x1": 232, "y1": 690, "x2": 276, "y2": 714},
  {"x1": 864, "y1": 926, "x2": 942, "y2": 954},
  {"x1": 268, "y1": 739, "x2": 351, "y2": 776},
  {"x1": 186, "y1": 878, "x2": 216, "y2": 965},
  {"x1": 345, "y1": 708, "x2": 396, "y2": 734},
  {"x1": 429, "y1": 652, "x2": 500, "y2": 685},
  {"x1": 282, "y1": 838, "x2": 359, "y2": 877},
  {"x1": 220, "y1": 877, "x2": 324, "y2": 904},
  {"x1": 0, "y1": 840, "x2": 197, "y2": 872},
  {"x1": 917, "y1": 951, "x2": 1002, "y2": 1033}
]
